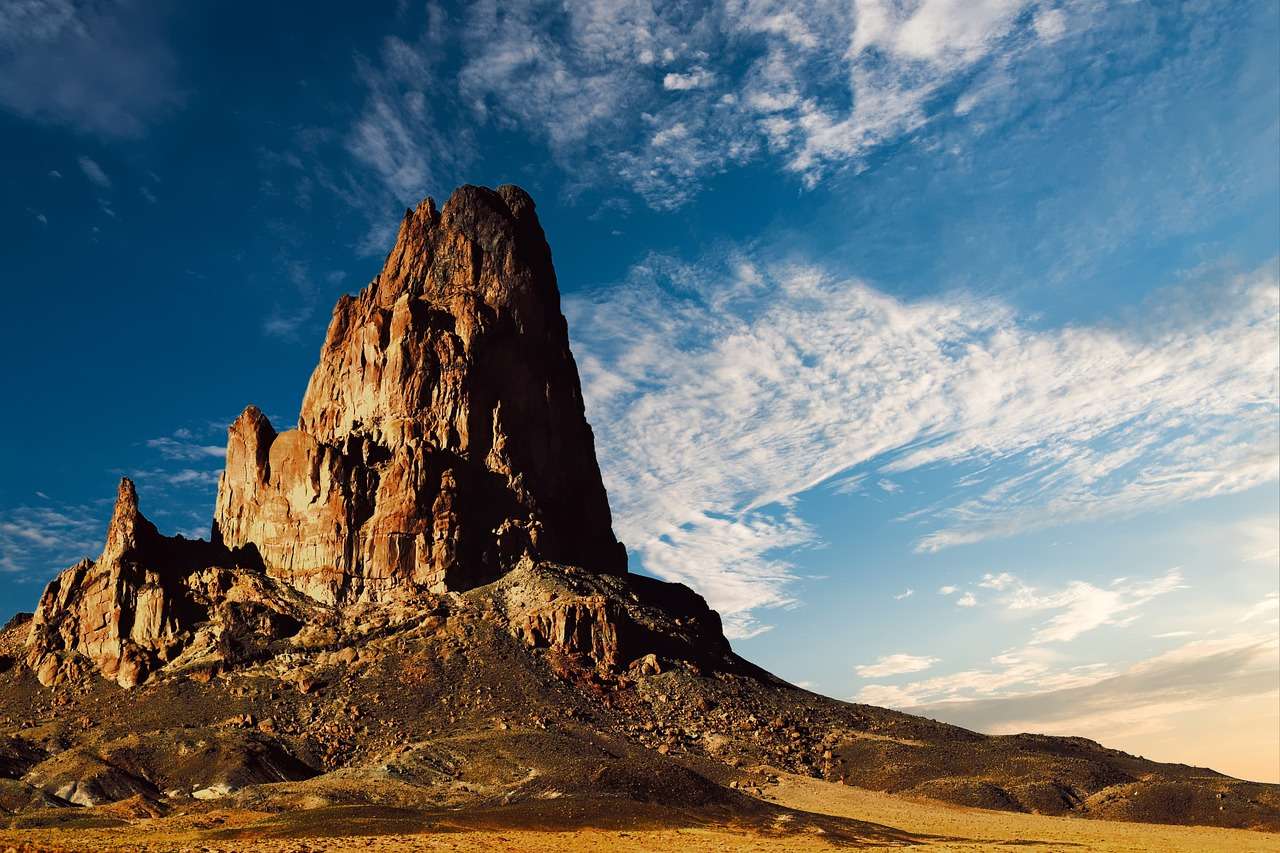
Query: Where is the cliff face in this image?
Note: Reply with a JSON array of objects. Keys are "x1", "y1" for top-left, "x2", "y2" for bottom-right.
[
  {"x1": 27, "y1": 185, "x2": 677, "y2": 689},
  {"x1": 212, "y1": 185, "x2": 625, "y2": 605},
  {"x1": 27, "y1": 480, "x2": 308, "y2": 688}
]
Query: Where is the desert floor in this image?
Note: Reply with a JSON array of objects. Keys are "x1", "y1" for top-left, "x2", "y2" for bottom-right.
[{"x1": 0, "y1": 769, "x2": 1276, "y2": 852}]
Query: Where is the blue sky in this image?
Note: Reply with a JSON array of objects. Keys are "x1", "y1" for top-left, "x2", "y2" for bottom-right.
[{"x1": 1, "y1": 1, "x2": 1277, "y2": 781}]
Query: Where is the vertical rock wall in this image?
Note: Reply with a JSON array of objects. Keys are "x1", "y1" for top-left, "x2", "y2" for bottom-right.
[{"x1": 213, "y1": 185, "x2": 626, "y2": 603}]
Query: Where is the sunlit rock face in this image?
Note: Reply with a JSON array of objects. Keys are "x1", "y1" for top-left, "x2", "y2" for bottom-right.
[
  {"x1": 27, "y1": 479, "x2": 306, "y2": 688},
  {"x1": 212, "y1": 184, "x2": 627, "y2": 605},
  {"x1": 27, "y1": 184, "x2": 640, "y2": 689}
]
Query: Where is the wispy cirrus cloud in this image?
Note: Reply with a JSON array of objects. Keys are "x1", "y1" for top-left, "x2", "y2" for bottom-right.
[
  {"x1": 145, "y1": 432, "x2": 225, "y2": 461},
  {"x1": 77, "y1": 156, "x2": 110, "y2": 188},
  {"x1": 261, "y1": 262, "x2": 348, "y2": 340},
  {"x1": 1001, "y1": 569, "x2": 1187, "y2": 644},
  {"x1": 1238, "y1": 592, "x2": 1280, "y2": 625},
  {"x1": 855, "y1": 652, "x2": 938, "y2": 678},
  {"x1": 125, "y1": 468, "x2": 221, "y2": 490},
  {"x1": 0, "y1": 501, "x2": 103, "y2": 575},
  {"x1": 908, "y1": 631, "x2": 1280, "y2": 782},
  {"x1": 568, "y1": 257, "x2": 1278, "y2": 635},
  {"x1": 857, "y1": 644, "x2": 1113, "y2": 708},
  {"x1": 338, "y1": 0, "x2": 1097, "y2": 211},
  {"x1": 345, "y1": 15, "x2": 472, "y2": 221},
  {"x1": 2, "y1": 416, "x2": 234, "y2": 578}
]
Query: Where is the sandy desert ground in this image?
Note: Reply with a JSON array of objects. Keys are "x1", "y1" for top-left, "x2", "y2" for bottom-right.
[{"x1": 0, "y1": 768, "x2": 1276, "y2": 853}]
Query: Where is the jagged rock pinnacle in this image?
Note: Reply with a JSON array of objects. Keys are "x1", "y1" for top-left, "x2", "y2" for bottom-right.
[
  {"x1": 99, "y1": 477, "x2": 159, "y2": 565},
  {"x1": 213, "y1": 184, "x2": 626, "y2": 604}
]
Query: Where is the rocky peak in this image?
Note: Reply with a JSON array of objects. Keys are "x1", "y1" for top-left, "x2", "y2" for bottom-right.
[
  {"x1": 99, "y1": 477, "x2": 159, "y2": 566},
  {"x1": 215, "y1": 183, "x2": 624, "y2": 604},
  {"x1": 27, "y1": 184, "x2": 688, "y2": 691}
]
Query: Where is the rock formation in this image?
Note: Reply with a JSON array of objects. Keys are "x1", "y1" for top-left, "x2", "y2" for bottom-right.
[
  {"x1": 27, "y1": 184, "x2": 672, "y2": 688},
  {"x1": 27, "y1": 480, "x2": 310, "y2": 688},
  {"x1": 212, "y1": 185, "x2": 626, "y2": 604}
]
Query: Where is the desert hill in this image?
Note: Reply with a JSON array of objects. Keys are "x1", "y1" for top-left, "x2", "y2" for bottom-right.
[{"x1": 1, "y1": 184, "x2": 1275, "y2": 847}]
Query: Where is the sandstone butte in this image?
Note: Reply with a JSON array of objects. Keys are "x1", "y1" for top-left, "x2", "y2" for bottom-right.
[{"x1": 26, "y1": 183, "x2": 711, "y2": 689}]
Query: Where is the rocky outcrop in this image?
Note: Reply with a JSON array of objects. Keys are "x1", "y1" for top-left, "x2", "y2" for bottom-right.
[
  {"x1": 27, "y1": 479, "x2": 310, "y2": 688},
  {"x1": 213, "y1": 185, "x2": 626, "y2": 605},
  {"x1": 488, "y1": 561, "x2": 736, "y2": 676},
  {"x1": 26, "y1": 185, "x2": 669, "y2": 689}
]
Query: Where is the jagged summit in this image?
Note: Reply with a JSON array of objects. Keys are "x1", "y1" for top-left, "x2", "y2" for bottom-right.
[
  {"x1": 214, "y1": 183, "x2": 624, "y2": 606},
  {"x1": 99, "y1": 477, "x2": 158, "y2": 565}
]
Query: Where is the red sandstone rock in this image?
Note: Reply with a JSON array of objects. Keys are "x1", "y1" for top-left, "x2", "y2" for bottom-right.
[
  {"x1": 27, "y1": 479, "x2": 311, "y2": 688},
  {"x1": 27, "y1": 185, "x2": 652, "y2": 688},
  {"x1": 213, "y1": 185, "x2": 626, "y2": 604}
]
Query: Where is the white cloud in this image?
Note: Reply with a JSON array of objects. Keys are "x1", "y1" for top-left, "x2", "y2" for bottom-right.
[
  {"x1": 856, "y1": 644, "x2": 1111, "y2": 707},
  {"x1": 938, "y1": 585, "x2": 958, "y2": 595},
  {"x1": 979, "y1": 572, "x2": 1016, "y2": 590},
  {"x1": 876, "y1": 478, "x2": 901, "y2": 494},
  {"x1": 262, "y1": 260, "x2": 319, "y2": 339},
  {"x1": 855, "y1": 0, "x2": 1030, "y2": 64},
  {"x1": 856, "y1": 653, "x2": 939, "y2": 678},
  {"x1": 829, "y1": 472, "x2": 868, "y2": 495},
  {"x1": 569, "y1": 256, "x2": 1278, "y2": 633},
  {"x1": 336, "y1": 0, "x2": 1088, "y2": 208},
  {"x1": 348, "y1": 36, "x2": 463, "y2": 203},
  {"x1": 262, "y1": 310, "x2": 311, "y2": 339},
  {"x1": 956, "y1": 591, "x2": 978, "y2": 607},
  {"x1": 663, "y1": 67, "x2": 716, "y2": 91},
  {"x1": 998, "y1": 569, "x2": 1187, "y2": 644},
  {"x1": 127, "y1": 467, "x2": 221, "y2": 489},
  {"x1": 0, "y1": 503, "x2": 103, "y2": 575},
  {"x1": 1032, "y1": 8, "x2": 1068, "y2": 42},
  {"x1": 145, "y1": 435, "x2": 225, "y2": 461},
  {"x1": 77, "y1": 156, "x2": 110, "y2": 188},
  {"x1": 894, "y1": 588, "x2": 914, "y2": 600},
  {"x1": 1236, "y1": 516, "x2": 1280, "y2": 563},
  {"x1": 1238, "y1": 592, "x2": 1279, "y2": 624}
]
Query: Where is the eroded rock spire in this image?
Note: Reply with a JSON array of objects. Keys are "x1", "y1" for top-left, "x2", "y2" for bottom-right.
[{"x1": 213, "y1": 184, "x2": 626, "y2": 604}]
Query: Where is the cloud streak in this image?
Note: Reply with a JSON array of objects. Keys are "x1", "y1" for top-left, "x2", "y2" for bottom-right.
[
  {"x1": 1001, "y1": 569, "x2": 1187, "y2": 644},
  {"x1": 910, "y1": 632, "x2": 1280, "y2": 782},
  {"x1": 568, "y1": 257, "x2": 1279, "y2": 634},
  {"x1": 145, "y1": 435, "x2": 225, "y2": 461},
  {"x1": 0, "y1": 502, "x2": 103, "y2": 575},
  {"x1": 77, "y1": 156, "x2": 110, "y2": 188},
  {"x1": 856, "y1": 653, "x2": 938, "y2": 678},
  {"x1": 341, "y1": 0, "x2": 1093, "y2": 210}
]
